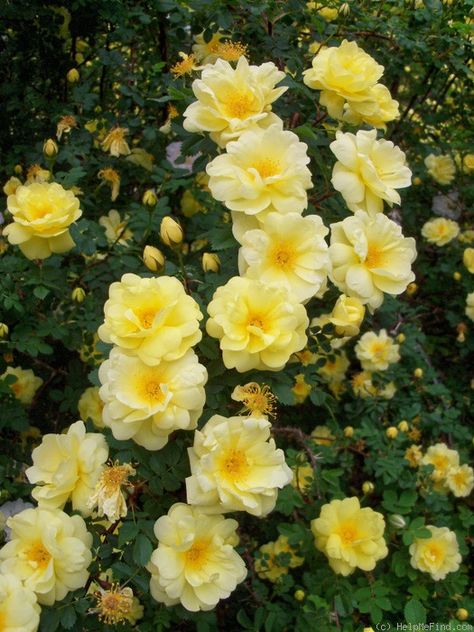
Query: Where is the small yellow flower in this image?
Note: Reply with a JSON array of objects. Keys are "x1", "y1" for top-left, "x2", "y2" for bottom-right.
[
  {"x1": 344, "y1": 426, "x2": 354, "y2": 438},
  {"x1": 78, "y1": 386, "x2": 105, "y2": 429},
  {"x1": 311, "y1": 497, "x2": 388, "y2": 576},
  {"x1": 422, "y1": 217, "x2": 459, "y2": 246},
  {"x1": 56, "y1": 114, "x2": 77, "y2": 140},
  {"x1": 3, "y1": 176, "x2": 22, "y2": 196},
  {"x1": 126, "y1": 147, "x2": 154, "y2": 171},
  {"x1": 317, "y1": 351, "x2": 349, "y2": 383},
  {"x1": 311, "y1": 425, "x2": 335, "y2": 446},
  {"x1": 421, "y1": 443, "x2": 459, "y2": 489},
  {"x1": 98, "y1": 168, "x2": 121, "y2": 201},
  {"x1": 446, "y1": 465, "x2": 474, "y2": 497},
  {"x1": 231, "y1": 382, "x2": 277, "y2": 418},
  {"x1": 1, "y1": 366, "x2": 43, "y2": 405},
  {"x1": 386, "y1": 427, "x2": 398, "y2": 439},
  {"x1": 43, "y1": 139, "x2": 58, "y2": 158},
  {"x1": 424, "y1": 154, "x2": 455, "y2": 185},
  {"x1": 171, "y1": 52, "x2": 199, "y2": 77},
  {"x1": 88, "y1": 462, "x2": 136, "y2": 523},
  {"x1": 463, "y1": 248, "x2": 474, "y2": 273},
  {"x1": 192, "y1": 30, "x2": 226, "y2": 64},
  {"x1": 255, "y1": 535, "x2": 304, "y2": 582},
  {"x1": 291, "y1": 462, "x2": 314, "y2": 493},
  {"x1": 409, "y1": 525, "x2": 461, "y2": 580},
  {"x1": 355, "y1": 330, "x2": 400, "y2": 372},
  {"x1": 398, "y1": 420, "x2": 409, "y2": 432},
  {"x1": 293, "y1": 374, "x2": 312, "y2": 404},
  {"x1": 101, "y1": 126, "x2": 131, "y2": 157},
  {"x1": 98, "y1": 209, "x2": 132, "y2": 245}
]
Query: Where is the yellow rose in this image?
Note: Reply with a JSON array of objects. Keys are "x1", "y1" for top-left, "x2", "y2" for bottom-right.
[
  {"x1": 303, "y1": 40, "x2": 384, "y2": 119},
  {"x1": 462, "y1": 153, "x2": 474, "y2": 173},
  {"x1": 99, "y1": 209, "x2": 133, "y2": 245},
  {"x1": 405, "y1": 445, "x2": 423, "y2": 468},
  {"x1": 463, "y1": 248, "x2": 474, "y2": 273},
  {"x1": 25, "y1": 420, "x2": 108, "y2": 516},
  {"x1": 291, "y1": 463, "x2": 314, "y2": 492},
  {"x1": 446, "y1": 465, "x2": 474, "y2": 498},
  {"x1": 329, "y1": 294, "x2": 365, "y2": 337},
  {"x1": 355, "y1": 329, "x2": 400, "y2": 371},
  {"x1": 1, "y1": 366, "x2": 43, "y2": 405},
  {"x1": 206, "y1": 122, "x2": 312, "y2": 221},
  {"x1": 78, "y1": 386, "x2": 105, "y2": 428},
  {"x1": 183, "y1": 56, "x2": 287, "y2": 148},
  {"x1": 311, "y1": 425, "x2": 335, "y2": 446},
  {"x1": 98, "y1": 273, "x2": 203, "y2": 365},
  {"x1": 101, "y1": 126, "x2": 130, "y2": 157},
  {"x1": 351, "y1": 371, "x2": 377, "y2": 398},
  {"x1": 343, "y1": 84, "x2": 399, "y2": 130},
  {"x1": 98, "y1": 348, "x2": 207, "y2": 450},
  {"x1": 421, "y1": 217, "x2": 459, "y2": 246},
  {"x1": 466, "y1": 292, "x2": 474, "y2": 322},
  {"x1": 0, "y1": 507, "x2": 92, "y2": 605},
  {"x1": 0, "y1": 573, "x2": 40, "y2": 632},
  {"x1": 311, "y1": 497, "x2": 388, "y2": 575},
  {"x1": 292, "y1": 373, "x2": 312, "y2": 403},
  {"x1": 238, "y1": 212, "x2": 330, "y2": 303},
  {"x1": 147, "y1": 503, "x2": 247, "y2": 611},
  {"x1": 4, "y1": 182, "x2": 82, "y2": 259},
  {"x1": 330, "y1": 130, "x2": 412, "y2": 216},
  {"x1": 424, "y1": 154, "x2": 455, "y2": 185},
  {"x1": 409, "y1": 525, "x2": 461, "y2": 580},
  {"x1": 255, "y1": 535, "x2": 304, "y2": 582},
  {"x1": 3, "y1": 176, "x2": 22, "y2": 196},
  {"x1": 192, "y1": 30, "x2": 226, "y2": 64},
  {"x1": 186, "y1": 414, "x2": 292, "y2": 516},
  {"x1": 421, "y1": 443, "x2": 459, "y2": 490},
  {"x1": 316, "y1": 351, "x2": 350, "y2": 383},
  {"x1": 329, "y1": 210, "x2": 417, "y2": 310},
  {"x1": 206, "y1": 276, "x2": 308, "y2": 372}
]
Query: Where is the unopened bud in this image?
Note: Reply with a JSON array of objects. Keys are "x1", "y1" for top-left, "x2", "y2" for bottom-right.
[
  {"x1": 386, "y1": 426, "x2": 398, "y2": 439},
  {"x1": 453, "y1": 271, "x2": 461, "y2": 281},
  {"x1": 160, "y1": 216, "x2": 183, "y2": 247},
  {"x1": 0, "y1": 323, "x2": 9, "y2": 338},
  {"x1": 3, "y1": 352, "x2": 13, "y2": 363},
  {"x1": 14, "y1": 164, "x2": 22, "y2": 175},
  {"x1": 294, "y1": 589, "x2": 305, "y2": 602},
  {"x1": 398, "y1": 420, "x2": 409, "y2": 432},
  {"x1": 413, "y1": 176, "x2": 421, "y2": 186},
  {"x1": 43, "y1": 139, "x2": 58, "y2": 158},
  {"x1": 202, "y1": 252, "x2": 221, "y2": 273},
  {"x1": 67, "y1": 68, "x2": 80, "y2": 83},
  {"x1": 413, "y1": 367, "x2": 423, "y2": 379},
  {"x1": 362, "y1": 481, "x2": 374, "y2": 494},
  {"x1": 406, "y1": 282, "x2": 418, "y2": 296},
  {"x1": 396, "y1": 333, "x2": 406, "y2": 343},
  {"x1": 143, "y1": 245, "x2": 165, "y2": 273},
  {"x1": 71, "y1": 287, "x2": 86, "y2": 303},
  {"x1": 389, "y1": 514, "x2": 406, "y2": 529},
  {"x1": 142, "y1": 189, "x2": 157, "y2": 207},
  {"x1": 343, "y1": 426, "x2": 354, "y2": 438},
  {"x1": 456, "y1": 609, "x2": 468, "y2": 621},
  {"x1": 339, "y1": 2, "x2": 350, "y2": 15}
]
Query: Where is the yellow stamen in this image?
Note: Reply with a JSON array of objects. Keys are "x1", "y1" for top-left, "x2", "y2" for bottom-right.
[
  {"x1": 365, "y1": 243, "x2": 385, "y2": 269},
  {"x1": 253, "y1": 159, "x2": 281, "y2": 179},
  {"x1": 26, "y1": 542, "x2": 51, "y2": 569},
  {"x1": 219, "y1": 448, "x2": 249, "y2": 482},
  {"x1": 184, "y1": 539, "x2": 211, "y2": 571}
]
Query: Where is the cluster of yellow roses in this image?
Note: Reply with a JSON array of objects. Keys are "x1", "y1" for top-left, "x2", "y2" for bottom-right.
[{"x1": 415, "y1": 443, "x2": 474, "y2": 498}]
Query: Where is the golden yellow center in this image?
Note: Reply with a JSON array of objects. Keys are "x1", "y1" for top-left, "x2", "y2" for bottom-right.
[
  {"x1": 135, "y1": 307, "x2": 157, "y2": 329},
  {"x1": 269, "y1": 242, "x2": 295, "y2": 270},
  {"x1": 140, "y1": 377, "x2": 166, "y2": 403},
  {"x1": 365, "y1": 244, "x2": 384, "y2": 269},
  {"x1": 431, "y1": 456, "x2": 448, "y2": 471},
  {"x1": 97, "y1": 588, "x2": 133, "y2": 625},
  {"x1": 102, "y1": 466, "x2": 129, "y2": 490},
  {"x1": 452, "y1": 471, "x2": 467, "y2": 486},
  {"x1": 184, "y1": 538, "x2": 211, "y2": 571},
  {"x1": 219, "y1": 448, "x2": 249, "y2": 482},
  {"x1": 26, "y1": 541, "x2": 51, "y2": 569},
  {"x1": 426, "y1": 543, "x2": 443, "y2": 563},
  {"x1": 252, "y1": 159, "x2": 281, "y2": 179},
  {"x1": 11, "y1": 382, "x2": 22, "y2": 396},
  {"x1": 338, "y1": 523, "x2": 358, "y2": 546},
  {"x1": 27, "y1": 204, "x2": 52, "y2": 221},
  {"x1": 247, "y1": 314, "x2": 266, "y2": 331},
  {"x1": 369, "y1": 342, "x2": 386, "y2": 356},
  {"x1": 223, "y1": 90, "x2": 257, "y2": 119}
]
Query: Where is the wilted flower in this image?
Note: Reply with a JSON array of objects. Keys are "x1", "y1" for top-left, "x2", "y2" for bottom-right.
[
  {"x1": 56, "y1": 114, "x2": 77, "y2": 140},
  {"x1": 88, "y1": 462, "x2": 136, "y2": 523},
  {"x1": 231, "y1": 382, "x2": 277, "y2": 418},
  {"x1": 99, "y1": 209, "x2": 133, "y2": 245},
  {"x1": 101, "y1": 126, "x2": 131, "y2": 157},
  {"x1": 98, "y1": 168, "x2": 121, "y2": 201}
]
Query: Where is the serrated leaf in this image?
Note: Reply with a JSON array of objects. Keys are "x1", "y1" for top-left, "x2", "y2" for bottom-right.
[{"x1": 404, "y1": 599, "x2": 427, "y2": 624}]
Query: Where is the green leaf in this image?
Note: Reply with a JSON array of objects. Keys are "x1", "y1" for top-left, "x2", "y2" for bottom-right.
[
  {"x1": 404, "y1": 599, "x2": 427, "y2": 625},
  {"x1": 60, "y1": 606, "x2": 77, "y2": 630},
  {"x1": 118, "y1": 521, "x2": 140, "y2": 547},
  {"x1": 133, "y1": 533, "x2": 153, "y2": 566}
]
